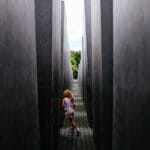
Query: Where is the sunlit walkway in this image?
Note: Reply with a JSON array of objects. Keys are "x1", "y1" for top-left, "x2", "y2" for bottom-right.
[{"x1": 57, "y1": 80, "x2": 96, "y2": 150}]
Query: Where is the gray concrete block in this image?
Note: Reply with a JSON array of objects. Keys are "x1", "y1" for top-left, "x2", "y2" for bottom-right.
[
  {"x1": 51, "y1": 1, "x2": 62, "y2": 148},
  {"x1": 35, "y1": 0, "x2": 62, "y2": 149},
  {"x1": 35, "y1": 0, "x2": 53, "y2": 149},
  {"x1": 113, "y1": 1, "x2": 150, "y2": 150},
  {"x1": 0, "y1": 0, "x2": 40, "y2": 149},
  {"x1": 83, "y1": 0, "x2": 113, "y2": 149},
  {"x1": 61, "y1": 1, "x2": 71, "y2": 91},
  {"x1": 91, "y1": 1, "x2": 103, "y2": 149},
  {"x1": 83, "y1": 0, "x2": 93, "y2": 128}
]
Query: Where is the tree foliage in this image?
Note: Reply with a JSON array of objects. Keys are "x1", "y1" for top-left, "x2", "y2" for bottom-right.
[{"x1": 70, "y1": 50, "x2": 81, "y2": 79}]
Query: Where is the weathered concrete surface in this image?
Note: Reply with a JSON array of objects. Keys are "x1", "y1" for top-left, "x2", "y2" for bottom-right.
[
  {"x1": 101, "y1": 0, "x2": 113, "y2": 149},
  {"x1": 0, "y1": 0, "x2": 40, "y2": 150},
  {"x1": 91, "y1": 1, "x2": 103, "y2": 150},
  {"x1": 83, "y1": 0, "x2": 93, "y2": 128},
  {"x1": 61, "y1": 1, "x2": 71, "y2": 91},
  {"x1": 113, "y1": 1, "x2": 150, "y2": 150},
  {"x1": 84, "y1": 0, "x2": 150, "y2": 150},
  {"x1": 86, "y1": 0, "x2": 113, "y2": 149},
  {"x1": 35, "y1": 0, "x2": 53, "y2": 149},
  {"x1": 35, "y1": 0, "x2": 62, "y2": 149},
  {"x1": 60, "y1": 1, "x2": 72, "y2": 127},
  {"x1": 51, "y1": 0, "x2": 62, "y2": 149}
]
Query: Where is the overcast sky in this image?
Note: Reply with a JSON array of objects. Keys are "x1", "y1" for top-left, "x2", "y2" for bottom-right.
[{"x1": 65, "y1": 0, "x2": 84, "y2": 50}]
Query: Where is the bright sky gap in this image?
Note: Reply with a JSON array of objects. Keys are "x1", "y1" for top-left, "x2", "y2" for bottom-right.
[{"x1": 64, "y1": 0, "x2": 84, "y2": 50}]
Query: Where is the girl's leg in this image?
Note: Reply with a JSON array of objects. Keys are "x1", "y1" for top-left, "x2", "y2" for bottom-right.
[
  {"x1": 68, "y1": 112, "x2": 76, "y2": 129},
  {"x1": 68, "y1": 112, "x2": 80, "y2": 135},
  {"x1": 69, "y1": 118, "x2": 80, "y2": 135},
  {"x1": 69, "y1": 118, "x2": 77, "y2": 129}
]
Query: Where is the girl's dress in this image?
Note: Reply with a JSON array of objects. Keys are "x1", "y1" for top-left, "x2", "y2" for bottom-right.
[{"x1": 63, "y1": 97, "x2": 74, "y2": 118}]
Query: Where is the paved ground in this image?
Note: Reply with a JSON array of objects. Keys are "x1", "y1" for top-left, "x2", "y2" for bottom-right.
[{"x1": 57, "y1": 80, "x2": 96, "y2": 150}]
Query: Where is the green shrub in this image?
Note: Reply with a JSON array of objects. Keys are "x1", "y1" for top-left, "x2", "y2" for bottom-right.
[
  {"x1": 72, "y1": 65, "x2": 78, "y2": 79},
  {"x1": 70, "y1": 50, "x2": 81, "y2": 79},
  {"x1": 71, "y1": 58, "x2": 77, "y2": 65}
]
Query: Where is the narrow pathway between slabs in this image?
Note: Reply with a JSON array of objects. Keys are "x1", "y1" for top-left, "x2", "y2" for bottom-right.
[{"x1": 57, "y1": 80, "x2": 96, "y2": 150}]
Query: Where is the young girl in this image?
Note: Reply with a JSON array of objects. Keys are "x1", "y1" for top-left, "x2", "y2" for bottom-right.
[{"x1": 61, "y1": 89, "x2": 80, "y2": 135}]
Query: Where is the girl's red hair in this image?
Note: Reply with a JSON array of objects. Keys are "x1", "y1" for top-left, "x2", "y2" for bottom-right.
[{"x1": 64, "y1": 89, "x2": 75, "y2": 104}]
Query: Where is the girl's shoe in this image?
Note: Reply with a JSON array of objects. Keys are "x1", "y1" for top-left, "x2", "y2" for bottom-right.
[
  {"x1": 76, "y1": 128, "x2": 80, "y2": 136},
  {"x1": 69, "y1": 127, "x2": 75, "y2": 135},
  {"x1": 70, "y1": 127, "x2": 75, "y2": 131}
]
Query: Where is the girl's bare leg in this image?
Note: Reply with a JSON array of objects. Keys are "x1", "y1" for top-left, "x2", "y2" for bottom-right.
[
  {"x1": 69, "y1": 118, "x2": 77, "y2": 129},
  {"x1": 69, "y1": 118, "x2": 80, "y2": 135}
]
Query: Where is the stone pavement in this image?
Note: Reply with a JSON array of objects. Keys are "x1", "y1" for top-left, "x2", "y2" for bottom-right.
[{"x1": 57, "y1": 80, "x2": 96, "y2": 150}]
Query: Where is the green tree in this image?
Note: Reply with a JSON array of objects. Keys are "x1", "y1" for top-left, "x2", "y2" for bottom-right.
[{"x1": 70, "y1": 50, "x2": 81, "y2": 79}]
